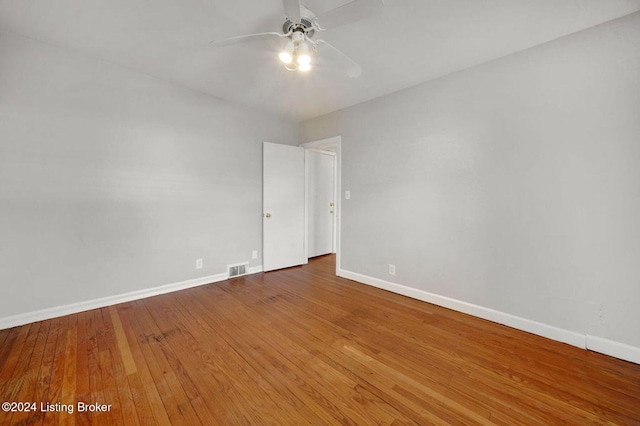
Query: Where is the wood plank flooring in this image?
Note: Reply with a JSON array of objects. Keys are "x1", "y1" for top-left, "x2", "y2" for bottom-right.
[{"x1": 1, "y1": 255, "x2": 640, "y2": 425}]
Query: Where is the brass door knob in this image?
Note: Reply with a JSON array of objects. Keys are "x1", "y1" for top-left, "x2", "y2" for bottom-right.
[{"x1": 265, "y1": 213, "x2": 272, "y2": 218}]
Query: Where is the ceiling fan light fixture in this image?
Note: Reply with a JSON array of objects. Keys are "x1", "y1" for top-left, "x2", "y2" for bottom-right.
[
  {"x1": 299, "y1": 62, "x2": 311, "y2": 72},
  {"x1": 279, "y1": 40, "x2": 295, "y2": 64},
  {"x1": 296, "y1": 41, "x2": 311, "y2": 65},
  {"x1": 292, "y1": 31, "x2": 305, "y2": 44},
  {"x1": 297, "y1": 54, "x2": 311, "y2": 65},
  {"x1": 279, "y1": 51, "x2": 292, "y2": 64},
  {"x1": 285, "y1": 62, "x2": 298, "y2": 72},
  {"x1": 211, "y1": 0, "x2": 372, "y2": 79}
]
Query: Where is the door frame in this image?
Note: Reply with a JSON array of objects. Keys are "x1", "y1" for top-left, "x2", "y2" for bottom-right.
[{"x1": 300, "y1": 136, "x2": 342, "y2": 274}]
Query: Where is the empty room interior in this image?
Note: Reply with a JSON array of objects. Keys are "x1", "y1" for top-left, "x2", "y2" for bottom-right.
[{"x1": 1, "y1": 0, "x2": 640, "y2": 424}]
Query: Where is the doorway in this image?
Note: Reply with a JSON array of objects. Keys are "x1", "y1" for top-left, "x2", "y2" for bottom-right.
[
  {"x1": 262, "y1": 137, "x2": 342, "y2": 274},
  {"x1": 305, "y1": 149, "x2": 336, "y2": 258},
  {"x1": 301, "y1": 136, "x2": 342, "y2": 273}
]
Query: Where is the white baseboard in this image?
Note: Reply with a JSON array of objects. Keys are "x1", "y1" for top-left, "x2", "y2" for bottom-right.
[
  {"x1": 248, "y1": 265, "x2": 264, "y2": 274},
  {"x1": 338, "y1": 268, "x2": 640, "y2": 364},
  {"x1": 0, "y1": 266, "x2": 263, "y2": 330},
  {"x1": 586, "y1": 335, "x2": 640, "y2": 365},
  {"x1": 337, "y1": 268, "x2": 587, "y2": 348},
  {"x1": 5, "y1": 265, "x2": 638, "y2": 365}
]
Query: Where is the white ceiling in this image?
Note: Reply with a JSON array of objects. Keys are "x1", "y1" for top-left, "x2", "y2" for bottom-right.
[{"x1": 2, "y1": 0, "x2": 640, "y2": 122}]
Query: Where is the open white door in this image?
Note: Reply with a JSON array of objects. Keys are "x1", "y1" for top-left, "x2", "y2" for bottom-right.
[
  {"x1": 263, "y1": 142, "x2": 305, "y2": 272},
  {"x1": 306, "y1": 150, "x2": 335, "y2": 257}
]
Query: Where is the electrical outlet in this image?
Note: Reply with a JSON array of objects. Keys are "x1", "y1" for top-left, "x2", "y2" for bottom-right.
[
  {"x1": 389, "y1": 264, "x2": 396, "y2": 275},
  {"x1": 252, "y1": 250, "x2": 258, "y2": 259},
  {"x1": 196, "y1": 258, "x2": 203, "y2": 269}
]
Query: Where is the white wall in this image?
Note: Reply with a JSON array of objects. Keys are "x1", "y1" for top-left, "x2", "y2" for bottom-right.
[
  {"x1": 0, "y1": 33, "x2": 297, "y2": 322},
  {"x1": 300, "y1": 12, "x2": 640, "y2": 361}
]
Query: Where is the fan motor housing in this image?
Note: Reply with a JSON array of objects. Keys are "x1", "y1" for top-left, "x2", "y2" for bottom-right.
[
  {"x1": 282, "y1": 6, "x2": 315, "y2": 37},
  {"x1": 283, "y1": 18, "x2": 314, "y2": 37}
]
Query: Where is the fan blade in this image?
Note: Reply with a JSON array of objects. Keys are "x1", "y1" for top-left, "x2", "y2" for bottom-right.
[
  {"x1": 316, "y1": 40, "x2": 362, "y2": 78},
  {"x1": 282, "y1": 0, "x2": 301, "y2": 23},
  {"x1": 210, "y1": 32, "x2": 287, "y2": 47},
  {"x1": 315, "y1": 0, "x2": 384, "y2": 31}
]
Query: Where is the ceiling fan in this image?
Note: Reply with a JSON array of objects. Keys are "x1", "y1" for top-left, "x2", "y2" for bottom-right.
[{"x1": 210, "y1": 0, "x2": 384, "y2": 78}]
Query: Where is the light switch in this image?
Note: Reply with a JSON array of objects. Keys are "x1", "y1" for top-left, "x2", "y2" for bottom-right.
[{"x1": 345, "y1": 190, "x2": 351, "y2": 200}]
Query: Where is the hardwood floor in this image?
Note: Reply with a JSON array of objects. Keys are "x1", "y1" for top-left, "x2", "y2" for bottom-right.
[{"x1": 1, "y1": 255, "x2": 640, "y2": 425}]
